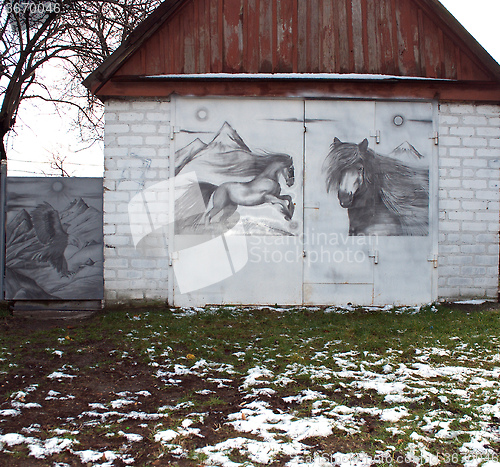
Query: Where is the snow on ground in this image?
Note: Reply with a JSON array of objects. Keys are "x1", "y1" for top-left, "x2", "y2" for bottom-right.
[{"x1": 1, "y1": 307, "x2": 500, "y2": 466}]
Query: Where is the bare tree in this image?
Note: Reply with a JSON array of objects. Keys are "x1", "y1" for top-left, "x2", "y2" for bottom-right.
[
  {"x1": 48, "y1": 153, "x2": 69, "y2": 176},
  {"x1": 42, "y1": 141, "x2": 71, "y2": 176},
  {"x1": 0, "y1": 0, "x2": 162, "y2": 161}
]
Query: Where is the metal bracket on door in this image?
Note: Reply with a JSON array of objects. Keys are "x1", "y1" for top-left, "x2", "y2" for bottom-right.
[
  {"x1": 169, "y1": 251, "x2": 179, "y2": 267},
  {"x1": 169, "y1": 126, "x2": 180, "y2": 140},
  {"x1": 427, "y1": 255, "x2": 438, "y2": 268},
  {"x1": 368, "y1": 250, "x2": 379, "y2": 264},
  {"x1": 370, "y1": 130, "x2": 381, "y2": 144}
]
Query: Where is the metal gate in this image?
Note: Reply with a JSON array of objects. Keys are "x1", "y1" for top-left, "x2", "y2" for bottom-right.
[
  {"x1": 304, "y1": 100, "x2": 438, "y2": 306},
  {"x1": 4, "y1": 177, "x2": 103, "y2": 301},
  {"x1": 170, "y1": 98, "x2": 304, "y2": 306},
  {"x1": 170, "y1": 97, "x2": 437, "y2": 306}
]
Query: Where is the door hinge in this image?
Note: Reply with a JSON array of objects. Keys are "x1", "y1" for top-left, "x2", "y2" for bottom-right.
[
  {"x1": 427, "y1": 255, "x2": 438, "y2": 268},
  {"x1": 370, "y1": 130, "x2": 381, "y2": 144},
  {"x1": 169, "y1": 251, "x2": 179, "y2": 266},
  {"x1": 169, "y1": 126, "x2": 180, "y2": 140},
  {"x1": 432, "y1": 132, "x2": 439, "y2": 145},
  {"x1": 368, "y1": 250, "x2": 379, "y2": 264}
]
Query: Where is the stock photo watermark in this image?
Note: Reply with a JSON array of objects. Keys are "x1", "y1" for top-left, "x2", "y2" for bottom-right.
[
  {"x1": 300, "y1": 449, "x2": 499, "y2": 466},
  {"x1": 248, "y1": 231, "x2": 378, "y2": 265},
  {"x1": 128, "y1": 175, "x2": 379, "y2": 294},
  {"x1": 128, "y1": 173, "x2": 249, "y2": 294}
]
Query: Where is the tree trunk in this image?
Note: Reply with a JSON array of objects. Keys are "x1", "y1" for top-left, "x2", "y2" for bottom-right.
[{"x1": 0, "y1": 128, "x2": 7, "y2": 161}]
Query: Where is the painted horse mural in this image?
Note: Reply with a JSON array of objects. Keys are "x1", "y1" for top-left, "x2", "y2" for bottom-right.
[
  {"x1": 175, "y1": 122, "x2": 296, "y2": 234},
  {"x1": 200, "y1": 154, "x2": 295, "y2": 225},
  {"x1": 323, "y1": 138, "x2": 429, "y2": 236}
]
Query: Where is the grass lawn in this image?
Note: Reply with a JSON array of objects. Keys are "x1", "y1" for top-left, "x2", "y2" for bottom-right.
[{"x1": 0, "y1": 301, "x2": 499, "y2": 466}]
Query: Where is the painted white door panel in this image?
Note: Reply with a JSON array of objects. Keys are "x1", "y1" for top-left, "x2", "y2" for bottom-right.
[
  {"x1": 303, "y1": 100, "x2": 376, "y2": 305},
  {"x1": 172, "y1": 97, "x2": 304, "y2": 306},
  {"x1": 303, "y1": 99, "x2": 437, "y2": 306},
  {"x1": 372, "y1": 101, "x2": 437, "y2": 305}
]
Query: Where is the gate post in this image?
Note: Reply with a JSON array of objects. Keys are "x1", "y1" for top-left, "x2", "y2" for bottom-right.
[{"x1": 0, "y1": 159, "x2": 6, "y2": 299}]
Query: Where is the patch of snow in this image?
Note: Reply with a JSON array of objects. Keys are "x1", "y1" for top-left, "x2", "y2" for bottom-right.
[
  {"x1": 380, "y1": 407, "x2": 409, "y2": 422},
  {"x1": 382, "y1": 364, "x2": 393, "y2": 373},
  {"x1": 207, "y1": 377, "x2": 233, "y2": 388},
  {"x1": 356, "y1": 380, "x2": 406, "y2": 395},
  {"x1": 47, "y1": 371, "x2": 77, "y2": 379},
  {"x1": 28, "y1": 437, "x2": 73, "y2": 459},
  {"x1": 88, "y1": 403, "x2": 107, "y2": 410},
  {"x1": 241, "y1": 366, "x2": 274, "y2": 388},
  {"x1": 199, "y1": 436, "x2": 307, "y2": 466},
  {"x1": 246, "y1": 387, "x2": 277, "y2": 398},
  {"x1": 0, "y1": 434, "x2": 72, "y2": 459},
  {"x1": 332, "y1": 452, "x2": 375, "y2": 467},
  {"x1": 12, "y1": 401, "x2": 42, "y2": 409},
  {"x1": 0, "y1": 432, "x2": 27, "y2": 445},
  {"x1": 73, "y1": 449, "x2": 118, "y2": 464},
  {"x1": 229, "y1": 401, "x2": 334, "y2": 442},
  {"x1": 406, "y1": 442, "x2": 440, "y2": 466},
  {"x1": 384, "y1": 393, "x2": 415, "y2": 404},
  {"x1": 22, "y1": 424, "x2": 41, "y2": 434},
  {"x1": 110, "y1": 399, "x2": 135, "y2": 409},
  {"x1": 0, "y1": 409, "x2": 21, "y2": 417},
  {"x1": 324, "y1": 306, "x2": 351, "y2": 314},
  {"x1": 118, "y1": 431, "x2": 143, "y2": 442},
  {"x1": 154, "y1": 430, "x2": 179, "y2": 443},
  {"x1": 196, "y1": 389, "x2": 215, "y2": 395},
  {"x1": 283, "y1": 389, "x2": 325, "y2": 404},
  {"x1": 120, "y1": 411, "x2": 166, "y2": 421},
  {"x1": 454, "y1": 299, "x2": 488, "y2": 305}
]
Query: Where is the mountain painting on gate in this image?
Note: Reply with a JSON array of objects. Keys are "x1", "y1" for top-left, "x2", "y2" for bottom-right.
[
  {"x1": 5, "y1": 178, "x2": 103, "y2": 300},
  {"x1": 174, "y1": 122, "x2": 297, "y2": 236}
]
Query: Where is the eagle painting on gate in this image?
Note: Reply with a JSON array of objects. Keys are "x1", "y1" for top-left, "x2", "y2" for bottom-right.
[{"x1": 5, "y1": 178, "x2": 103, "y2": 300}]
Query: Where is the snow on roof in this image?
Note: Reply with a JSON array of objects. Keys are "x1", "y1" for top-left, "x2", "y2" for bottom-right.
[{"x1": 141, "y1": 73, "x2": 453, "y2": 81}]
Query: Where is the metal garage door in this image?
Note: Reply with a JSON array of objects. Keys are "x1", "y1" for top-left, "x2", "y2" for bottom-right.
[
  {"x1": 170, "y1": 97, "x2": 437, "y2": 306},
  {"x1": 303, "y1": 100, "x2": 438, "y2": 306},
  {"x1": 170, "y1": 97, "x2": 304, "y2": 306}
]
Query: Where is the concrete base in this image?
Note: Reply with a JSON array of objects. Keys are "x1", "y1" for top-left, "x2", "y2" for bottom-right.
[{"x1": 10, "y1": 300, "x2": 102, "y2": 320}]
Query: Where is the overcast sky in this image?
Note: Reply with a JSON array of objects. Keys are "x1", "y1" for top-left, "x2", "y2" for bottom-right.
[
  {"x1": 6, "y1": 0, "x2": 500, "y2": 177},
  {"x1": 439, "y1": 0, "x2": 500, "y2": 64}
]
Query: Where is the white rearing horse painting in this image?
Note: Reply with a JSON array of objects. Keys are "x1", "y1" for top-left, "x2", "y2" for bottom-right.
[
  {"x1": 198, "y1": 154, "x2": 295, "y2": 226},
  {"x1": 174, "y1": 122, "x2": 296, "y2": 235}
]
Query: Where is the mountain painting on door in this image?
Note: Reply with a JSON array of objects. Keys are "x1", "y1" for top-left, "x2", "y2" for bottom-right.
[
  {"x1": 5, "y1": 178, "x2": 103, "y2": 300},
  {"x1": 174, "y1": 122, "x2": 296, "y2": 236},
  {"x1": 323, "y1": 138, "x2": 429, "y2": 236}
]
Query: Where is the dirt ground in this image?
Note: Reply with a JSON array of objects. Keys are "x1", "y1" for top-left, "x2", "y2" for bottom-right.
[
  {"x1": 1, "y1": 301, "x2": 499, "y2": 466},
  {"x1": 0, "y1": 311, "x2": 252, "y2": 466}
]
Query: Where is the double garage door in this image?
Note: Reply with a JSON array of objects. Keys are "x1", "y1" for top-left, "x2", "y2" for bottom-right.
[{"x1": 168, "y1": 97, "x2": 438, "y2": 307}]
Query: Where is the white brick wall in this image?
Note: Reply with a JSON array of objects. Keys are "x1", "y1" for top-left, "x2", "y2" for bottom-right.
[
  {"x1": 438, "y1": 103, "x2": 500, "y2": 299},
  {"x1": 103, "y1": 98, "x2": 500, "y2": 303},
  {"x1": 104, "y1": 98, "x2": 172, "y2": 302}
]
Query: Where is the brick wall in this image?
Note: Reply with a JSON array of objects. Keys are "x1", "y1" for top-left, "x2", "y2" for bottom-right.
[
  {"x1": 103, "y1": 99, "x2": 172, "y2": 302},
  {"x1": 438, "y1": 103, "x2": 500, "y2": 299},
  {"x1": 103, "y1": 98, "x2": 500, "y2": 303}
]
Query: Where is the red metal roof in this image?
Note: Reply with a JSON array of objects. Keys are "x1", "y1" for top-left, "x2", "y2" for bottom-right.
[{"x1": 84, "y1": 0, "x2": 500, "y2": 101}]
